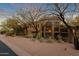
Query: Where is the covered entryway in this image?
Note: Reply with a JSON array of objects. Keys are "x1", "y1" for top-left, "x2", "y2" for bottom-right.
[
  {"x1": 42, "y1": 21, "x2": 52, "y2": 38},
  {"x1": 41, "y1": 20, "x2": 70, "y2": 42}
]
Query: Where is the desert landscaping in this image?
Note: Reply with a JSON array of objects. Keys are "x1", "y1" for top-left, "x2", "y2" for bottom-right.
[
  {"x1": 0, "y1": 3, "x2": 79, "y2": 56},
  {"x1": 0, "y1": 35, "x2": 79, "y2": 56}
]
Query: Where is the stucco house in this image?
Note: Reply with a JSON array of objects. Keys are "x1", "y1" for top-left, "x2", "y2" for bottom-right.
[{"x1": 27, "y1": 15, "x2": 74, "y2": 42}]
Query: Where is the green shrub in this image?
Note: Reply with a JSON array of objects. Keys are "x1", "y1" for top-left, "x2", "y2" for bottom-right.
[
  {"x1": 6, "y1": 32, "x2": 14, "y2": 36},
  {"x1": 0, "y1": 30, "x2": 6, "y2": 34},
  {"x1": 36, "y1": 33, "x2": 42, "y2": 39},
  {"x1": 6, "y1": 30, "x2": 15, "y2": 36},
  {"x1": 57, "y1": 39, "x2": 64, "y2": 43},
  {"x1": 46, "y1": 39, "x2": 53, "y2": 43},
  {"x1": 0, "y1": 28, "x2": 9, "y2": 34},
  {"x1": 24, "y1": 33, "x2": 33, "y2": 38},
  {"x1": 39, "y1": 38, "x2": 44, "y2": 42},
  {"x1": 31, "y1": 38, "x2": 36, "y2": 41}
]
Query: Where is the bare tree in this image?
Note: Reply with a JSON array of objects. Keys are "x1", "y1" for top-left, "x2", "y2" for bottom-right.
[
  {"x1": 47, "y1": 3, "x2": 76, "y2": 42},
  {"x1": 15, "y1": 6, "x2": 46, "y2": 37}
]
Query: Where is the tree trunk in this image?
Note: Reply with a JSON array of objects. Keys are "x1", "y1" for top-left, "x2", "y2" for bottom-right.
[
  {"x1": 68, "y1": 29, "x2": 75, "y2": 43},
  {"x1": 58, "y1": 16, "x2": 75, "y2": 43},
  {"x1": 34, "y1": 24, "x2": 42, "y2": 39}
]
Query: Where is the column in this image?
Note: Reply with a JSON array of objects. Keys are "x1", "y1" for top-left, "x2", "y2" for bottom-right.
[
  {"x1": 52, "y1": 22, "x2": 54, "y2": 39},
  {"x1": 44, "y1": 26, "x2": 46, "y2": 38}
]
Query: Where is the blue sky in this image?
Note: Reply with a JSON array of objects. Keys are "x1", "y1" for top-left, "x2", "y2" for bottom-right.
[
  {"x1": 0, "y1": 3, "x2": 19, "y2": 24},
  {"x1": 0, "y1": 4, "x2": 15, "y2": 11},
  {"x1": 0, "y1": 3, "x2": 77, "y2": 21},
  {"x1": 0, "y1": 3, "x2": 77, "y2": 25},
  {"x1": 0, "y1": 3, "x2": 17, "y2": 14},
  {"x1": 0, "y1": 3, "x2": 45, "y2": 12},
  {"x1": 0, "y1": 3, "x2": 76, "y2": 16},
  {"x1": 0, "y1": 3, "x2": 42, "y2": 14},
  {"x1": 0, "y1": 3, "x2": 47, "y2": 19},
  {"x1": 0, "y1": 3, "x2": 45, "y2": 24},
  {"x1": 0, "y1": 4, "x2": 16, "y2": 18}
]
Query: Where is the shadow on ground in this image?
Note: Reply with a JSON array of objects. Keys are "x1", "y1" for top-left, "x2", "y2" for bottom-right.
[{"x1": 0, "y1": 41, "x2": 17, "y2": 56}]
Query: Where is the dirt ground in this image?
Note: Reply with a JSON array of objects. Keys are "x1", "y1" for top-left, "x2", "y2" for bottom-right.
[{"x1": 0, "y1": 35, "x2": 79, "y2": 56}]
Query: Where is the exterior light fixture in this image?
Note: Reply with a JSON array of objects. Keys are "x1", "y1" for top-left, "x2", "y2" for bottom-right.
[{"x1": 48, "y1": 29, "x2": 52, "y2": 33}]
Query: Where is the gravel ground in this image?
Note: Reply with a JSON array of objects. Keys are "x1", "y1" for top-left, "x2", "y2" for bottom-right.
[{"x1": 0, "y1": 35, "x2": 79, "y2": 56}]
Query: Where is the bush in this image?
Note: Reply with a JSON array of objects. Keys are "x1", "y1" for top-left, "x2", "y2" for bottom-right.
[
  {"x1": 46, "y1": 39, "x2": 53, "y2": 43},
  {"x1": 6, "y1": 32, "x2": 13, "y2": 36},
  {"x1": 57, "y1": 39, "x2": 64, "y2": 43},
  {"x1": 31, "y1": 38, "x2": 36, "y2": 41},
  {"x1": 0, "y1": 30, "x2": 6, "y2": 34},
  {"x1": 36, "y1": 33, "x2": 42, "y2": 39},
  {"x1": 24, "y1": 33, "x2": 33, "y2": 38},
  {"x1": 0, "y1": 28, "x2": 9, "y2": 34},
  {"x1": 6, "y1": 30, "x2": 15, "y2": 36},
  {"x1": 39, "y1": 38, "x2": 44, "y2": 42}
]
